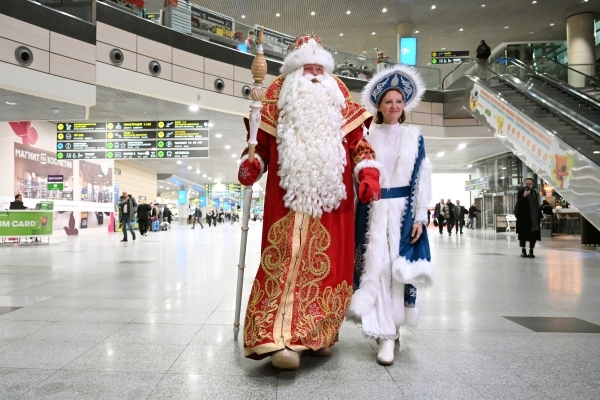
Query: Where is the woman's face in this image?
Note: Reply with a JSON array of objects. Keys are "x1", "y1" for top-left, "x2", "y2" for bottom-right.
[{"x1": 378, "y1": 90, "x2": 404, "y2": 124}]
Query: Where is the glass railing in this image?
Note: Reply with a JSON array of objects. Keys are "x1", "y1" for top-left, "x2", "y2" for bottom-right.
[{"x1": 29, "y1": 0, "x2": 441, "y2": 89}]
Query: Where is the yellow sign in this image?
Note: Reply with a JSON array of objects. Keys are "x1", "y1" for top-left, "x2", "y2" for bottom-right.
[
  {"x1": 57, "y1": 133, "x2": 64, "y2": 140},
  {"x1": 57, "y1": 123, "x2": 64, "y2": 131},
  {"x1": 158, "y1": 131, "x2": 165, "y2": 138},
  {"x1": 107, "y1": 123, "x2": 114, "y2": 129},
  {"x1": 431, "y1": 52, "x2": 437, "y2": 57},
  {"x1": 158, "y1": 121, "x2": 165, "y2": 128},
  {"x1": 107, "y1": 132, "x2": 114, "y2": 139}
]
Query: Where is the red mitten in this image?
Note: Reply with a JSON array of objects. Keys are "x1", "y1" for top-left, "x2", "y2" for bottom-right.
[
  {"x1": 238, "y1": 158, "x2": 262, "y2": 186},
  {"x1": 357, "y1": 168, "x2": 381, "y2": 203}
]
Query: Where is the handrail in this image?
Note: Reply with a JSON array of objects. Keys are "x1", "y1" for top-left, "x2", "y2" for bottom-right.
[
  {"x1": 534, "y1": 56, "x2": 600, "y2": 86},
  {"x1": 441, "y1": 60, "x2": 468, "y2": 90}
]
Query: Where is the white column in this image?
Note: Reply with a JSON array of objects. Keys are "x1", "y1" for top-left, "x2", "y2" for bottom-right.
[
  {"x1": 566, "y1": 13, "x2": 596, "y2": 87},
  {"x1": 396, "y1": 22, "x2": 415, "y2": 63}
]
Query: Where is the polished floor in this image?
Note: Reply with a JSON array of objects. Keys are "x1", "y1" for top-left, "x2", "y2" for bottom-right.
[{"x1": 0, "y1": 221, "x2": 599, "y2": 399}]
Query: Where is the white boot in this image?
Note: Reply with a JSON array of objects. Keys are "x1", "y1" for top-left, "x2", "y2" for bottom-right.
[{"x1": 376, "y1": 339, "x2": 395, "y2": 365}]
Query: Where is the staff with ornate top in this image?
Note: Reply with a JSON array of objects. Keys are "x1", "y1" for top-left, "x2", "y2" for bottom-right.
[{"x1": 233, "y1": 26, "x2": 267, "y2": 341}]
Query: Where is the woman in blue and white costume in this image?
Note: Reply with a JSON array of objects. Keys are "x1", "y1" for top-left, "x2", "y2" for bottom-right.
[{"x1": 348, "y1": 65, "x2": 434, "y2": 365}]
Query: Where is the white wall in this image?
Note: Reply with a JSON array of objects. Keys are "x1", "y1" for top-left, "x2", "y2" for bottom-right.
[{"x1": 430, "y1": 173, "x2": 471, "y2": 208}]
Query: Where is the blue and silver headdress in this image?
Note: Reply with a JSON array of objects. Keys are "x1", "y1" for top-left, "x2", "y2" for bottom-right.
[{"x1": 362, "y1": 65, "x2": 425, "y2": 115}]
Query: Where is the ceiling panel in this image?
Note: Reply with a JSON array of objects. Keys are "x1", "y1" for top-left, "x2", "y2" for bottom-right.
[{"x1": 0, "y1": 88, "x2": 86, "y2": 121}]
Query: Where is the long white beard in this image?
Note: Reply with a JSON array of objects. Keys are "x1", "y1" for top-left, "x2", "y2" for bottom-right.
[{"x1": 276, "y1": 68, "x2": 347, "y2": 218}]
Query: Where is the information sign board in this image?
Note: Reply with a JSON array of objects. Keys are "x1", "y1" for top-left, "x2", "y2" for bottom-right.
[
  {"x1": 464, "y1": 176, "x2": 490, "y2": 191},
  {"x1": 55, "y1": 120, "x2": 209, "y2": 159}
]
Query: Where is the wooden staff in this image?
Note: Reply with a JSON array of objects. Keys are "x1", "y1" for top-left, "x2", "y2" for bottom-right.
[{"x1": 234, "y1": 27, "x2": 266, "y2": 340}]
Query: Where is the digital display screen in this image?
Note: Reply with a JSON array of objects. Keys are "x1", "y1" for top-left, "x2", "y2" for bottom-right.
[
  {"x1": 178, "y1": 190, "x2": 187, "y2": 205},
  {"x1": 400, "y1": 37, "x2": 417, "y2": 66}
]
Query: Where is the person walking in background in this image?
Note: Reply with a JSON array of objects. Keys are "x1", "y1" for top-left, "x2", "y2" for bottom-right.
[
  {"x1": 427, "y1": 208, "x2": 431, "y2": 226},
  {"x1": 137, "y1": 200, "x2": 151, "y2": 236},
  {"x1": 475, "y1": 39, "x2": 491, "y2": 78},
  {"x1": 192, "y1": 207, "x2": 204, "y2": 229},
  {"x1": 466, "y1": 202, "x2": 481, "y2": 229},
  {"x1": 434, "y1": 198, "x2": 445, "y2": 234},
  {"x1": 164, "y1": 207, "x2": 173, "y2": 227},
  {"x1": 455, "y1": 200, "x2": 467, "y2": 234},
  {"x1": 515, "y1": 178, "x2": 541, "y2": 258},
  {"x1": 118, "y1": 191, "x2": 137, "y2": 242},
  {"x1": 150, "y1": 204, "x2": 159, "y2": 232},
  {"x1": 442, "y1": 198, "x2": 456, "y2": 236}
]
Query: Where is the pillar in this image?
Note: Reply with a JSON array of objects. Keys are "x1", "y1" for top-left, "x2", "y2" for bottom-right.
[
  {"x1": 177, "y1": 185, "x2": 189, "y2": 225},
  {"x1": 396, "y1": 22, "x2": 415, "y2": 63},
  {"x1": 566, "y1": 13, "x2": 596, "y2": 88}
]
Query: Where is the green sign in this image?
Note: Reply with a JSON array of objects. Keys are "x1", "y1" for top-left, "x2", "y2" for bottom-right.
[
  {"x1": 0, "y1": 211, "x2": 53, "y2": 236},
  {"x1": 39, "y1": 201, "x2": 54, "y2": 211},
  {"x1": 47, "y1": 183, "x2": 64, "y2": 191}
]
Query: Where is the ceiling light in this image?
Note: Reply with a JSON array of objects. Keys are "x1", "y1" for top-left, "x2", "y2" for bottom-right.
[
  {"x1": 467, "y1": 164, "x2": 473, "y2": 168},
  {"x1": 457, "y1": 143, "x2": 466, "y2": 150},
  {"x1": 215, "y1": 133, "x2": 222, "y2": 138},
  {"x1": 5, "y1": 101, "x2": 17, "y2": 105},
  {"x1": 500, "y1": 177, "x2": 505, "y2": 179},
  {"x1": 459, "y1": 28, "x2": 464, "y2": 31},
  {"x1": 188, "y1": 105, "x2": 199, "y2": 112},
  {"x1": 202, "y1": 174, "x2": 207, "y2": 177},
  {"x1": 208, "y1": 123, "x2": 214, "y2": 128},
  {"x1": 224, "y1": 145, "x2": 231, "y2": 149},
  {"x1": 382, "y1": 8, "x2": 387, "y2": 12},
  {"x1": 481, "y1": 4, "x2": 485, "y2": 7},
  {"x1": 442, "y1": 47, "x2": 446, "y2": 50},
  {"x1": 504, "y1": 26, "x2": 509, "y2": 29},
  {"x1": 530, "y1": 31, "x2": 534, "y2": 34},
  {"x1": 275, "y1": 13, "x2": 280, "y2": 17},
  {"x1": 231, "y1": 154, "x2": 237, "y2": 157},
  {"x1": 371, "y1": 32, "x2": 376, "y2": 35},
  {"x1": 437, "y1": 152, "x2": 444, "y2": 157},
  {"x1": 346, "y1": 10, "x2": 351, "y2": 14},
  {"x1": 176, "y1": 161, "x2": 182, "y2": 165},
  {"x1": 208, "y1": 177, "x2": 212, "y2": 180},
  {"x1": 339, "y1": 33, "x2": 344, "y2": 36},
  {"x1": 187, "y1": 166, "x2": 192, "y2": 170},
  {"x1": 241, "y1": 15, "x2": 245, "y2": 18},
  {"x1": 414, "y1": 30, "x2": 419, "y2": 33},
  {"x1": 532, "y1": 0, "x2": 537, "y2": 3},
  {"x1": 550, "y1": 23, "x2": 554, "y2": 26},
  {"x1": 196, "y1": 169, "x2": 200, "y2": 174},
  {"x1": 431, "y1": 5, "x2": 436, "y2": 9},
  {"x1": 166, "y1": 187, "x2": 169, "y2": 190},
  {"x1": 310, "y1": 11, "x2": 315, "y2": 15},
  {"x1": 172, "y1": 191, "x2": 175, "y2": 194},
  {"x1": 594, "y1": 151, "x2": 600, "y2": 154},
  {"x1": 160, "y1": 186, "x2": 163, "y2": 188}
]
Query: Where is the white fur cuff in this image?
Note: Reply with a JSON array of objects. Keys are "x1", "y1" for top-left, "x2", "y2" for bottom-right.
[
  {"x1": 391, "y1": 257, "x2": 434, "y2": 288},
  {"x1": 280, "y1": 47, "x2": 334, "y2": 77},
  {"x1": 240, "y1": 153, "x2": 265, "y2": 181},
  {"x1": 353, "y1": 159, "x2": 385, "y2": 184}
]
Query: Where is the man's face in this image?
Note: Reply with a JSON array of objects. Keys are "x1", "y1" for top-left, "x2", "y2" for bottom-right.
[
  {"x1": 16, "y1": 196, "x2": 22, "y2": 202},
  {"x1": 447, "y1": 199, "x2": 452, "y2": 204},
  {"x1": 456, "y1": 200, "x2": 460, "y2": 205},
  {"x1": 122, "y1": 192, "x2": 128, "y2": 198},
  {"x1": 303, "y1": 64, "x2": 324, "y2": 77},
  {"x1": 440, "y1": 198, "x2": 444, "y2": 204},
  {"x1": 524, "y1": 179, "x2": 534, "y2": 189}
]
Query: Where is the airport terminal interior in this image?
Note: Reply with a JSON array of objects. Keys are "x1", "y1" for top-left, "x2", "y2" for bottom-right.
[{"x1": 1, "y1": 0, "x2": 600, "y2": 398}]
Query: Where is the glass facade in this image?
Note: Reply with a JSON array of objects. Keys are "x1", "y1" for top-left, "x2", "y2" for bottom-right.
[{"x1": 467, "y1": 152, "x2": 539, "y2": 229}]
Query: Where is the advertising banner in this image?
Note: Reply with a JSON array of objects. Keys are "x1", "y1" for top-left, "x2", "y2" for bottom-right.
[
  {"x1": 0, "y1": 211, "x2": 53, "y2": 236},
  {"x1": 469, "y1": 83, "x2": 575, "y2": 190}
]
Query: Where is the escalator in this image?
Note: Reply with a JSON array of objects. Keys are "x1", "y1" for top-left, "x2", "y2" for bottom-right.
[{"x1": 445, "y1": 60, "x2": 600, "y2": 232}]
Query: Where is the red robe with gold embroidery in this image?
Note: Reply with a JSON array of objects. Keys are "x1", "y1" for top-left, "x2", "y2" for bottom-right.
[{"x1": 242, "y1": 75, "x2": 376, "y2": 359}]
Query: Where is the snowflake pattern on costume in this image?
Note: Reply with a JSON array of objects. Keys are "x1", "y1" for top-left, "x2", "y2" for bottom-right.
[{"x1": 239, "y1": 166, "x2": 251, "y2": 180}]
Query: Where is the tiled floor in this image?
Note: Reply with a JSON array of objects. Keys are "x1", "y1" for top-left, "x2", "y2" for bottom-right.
[{"x1": 0, "y1": 222, "x2": 599, "y2": 399}]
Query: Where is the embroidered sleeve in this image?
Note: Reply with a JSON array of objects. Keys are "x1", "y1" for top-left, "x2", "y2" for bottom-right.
[
  {"x1": 352, "y1": 138, "x2": 376, "y2": 166},
  {"x1": 414, "y1": 157, "x2": 432, "y2": 225}
]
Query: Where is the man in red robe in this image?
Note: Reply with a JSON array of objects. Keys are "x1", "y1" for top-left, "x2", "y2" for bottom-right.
[{"x1": 238, "y1": 34, "x2": 383, "y2": 370}]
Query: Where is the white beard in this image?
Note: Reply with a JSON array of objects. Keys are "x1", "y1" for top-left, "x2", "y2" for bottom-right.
[{"x1": 276, "y1": 68, "x2": 347, "y2": 218}]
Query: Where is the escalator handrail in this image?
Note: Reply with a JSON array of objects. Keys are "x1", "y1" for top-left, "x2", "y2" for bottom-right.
[
  {"x1": 535, "y1": 56, "x2": 600, "y2": 86},
  {"x1": 499, "y1": 74, "x2": 600, "y2": 141},
  {"x1": 441, "y1": 59, "x2": 469, "y2": 90},
  {"x1": 490, "y1": 57, "x2": 600, "y2": 111}
]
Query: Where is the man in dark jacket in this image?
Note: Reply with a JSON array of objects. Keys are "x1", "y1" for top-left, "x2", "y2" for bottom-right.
[
  {"x1": 515, "y1": 178, "x2": 541, "y2": 258},
  {"x1": 136, "y1": 200, "x2": 151, "y2": 236},
  {"x1": 434, "y1": 198, "x2": 446, "y2": 234},
  {"x1": 466, "y1": 202, "x2": 481, "y2": 229},
  {"x1": 118, "y1": 191, "x2": 137, "y2": 242},
  {"x1": 475, "y1": 40, "x2": 491, "y2": 78},
  {"x1": 455, "y1": 200, "x2": 468, "y2": 234},
  {"x1": 442, "y1": 198, "x2": 456, "y2": 236},
  {"x1": 192, "y1": 207, "x2": 204, "y2": 229}
]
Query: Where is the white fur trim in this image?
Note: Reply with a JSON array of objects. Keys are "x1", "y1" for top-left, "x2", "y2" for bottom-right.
[
  {"x1": 240, "y1": 153, "x2": 265, "y2": 181},
  {"x1": 361, "y1": 65, "x2": 426, "y2": 115},
  {"x1": 404, "y1": 307, "x2": 420, "y2": 328},
  {"x1": 280, "y1": 47, "x2": 334, "y2": 77},
  {"x1": 390, "y1": 280, "x2": 406, "y2": 327},
  {"x1": 353, "y1": 159, "x2": 385, "y2": 184},
  {"x1": 392, "y1": 256, "x2": 434, "y2": 287}
]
